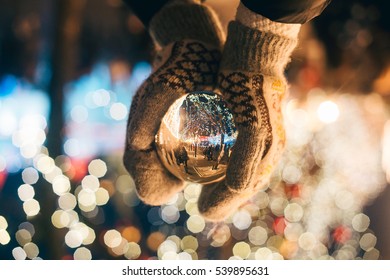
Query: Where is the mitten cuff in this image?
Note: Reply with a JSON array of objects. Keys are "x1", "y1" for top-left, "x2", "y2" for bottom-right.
[
  {"x1": 236, "y1": 2, "x2": 301, "y2": 38},
  {"x1": 149, "y1": 2, "x2": 224, "y2": 48},
  {"x1": 220, "y1": 21, "x2": 299, "y2": 76}
]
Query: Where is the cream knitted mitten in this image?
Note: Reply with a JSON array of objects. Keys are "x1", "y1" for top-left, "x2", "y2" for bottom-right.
[
  {"x1": 198, "y1": 3, "x2": 301, "y2": 221},
  {"x1": 123, "y1": 0, "x2": 224, "y2": 205}
]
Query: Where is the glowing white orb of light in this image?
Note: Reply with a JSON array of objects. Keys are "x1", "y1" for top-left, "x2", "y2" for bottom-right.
[{"x1": 317, "y1": 100, "x2": 339, "y2": 123}]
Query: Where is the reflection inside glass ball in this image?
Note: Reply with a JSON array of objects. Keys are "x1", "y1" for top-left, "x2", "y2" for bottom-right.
[{"x1": 156, "y1": 91, "x2": 237, "y2": 184}]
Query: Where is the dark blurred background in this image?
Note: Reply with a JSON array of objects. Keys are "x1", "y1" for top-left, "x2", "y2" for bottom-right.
[{"x1": 0, "y1": 0, "x2": 390, "y2": 260}]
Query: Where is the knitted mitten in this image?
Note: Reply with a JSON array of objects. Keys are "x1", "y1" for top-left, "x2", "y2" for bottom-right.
[
  {"x1": 198, "y1": 3, "x2": 301, "y2": 221},
  {"x1": 123, "y1": 0, "x2": 224, "y2": 205}
]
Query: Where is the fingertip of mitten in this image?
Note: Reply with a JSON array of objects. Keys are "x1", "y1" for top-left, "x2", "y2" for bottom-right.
[
  {"x1": 149, "y1": 1, "x2": 224, "y2": 48},
  {"x1": 134, "y1": 171, "x2": 185, "y2": 206},
  {"x1": 123, "y1": 148, "x2": 186, "y2": 206},
  {"x1": 197, "y1": 182, "x2": 244, "y2": 222}
]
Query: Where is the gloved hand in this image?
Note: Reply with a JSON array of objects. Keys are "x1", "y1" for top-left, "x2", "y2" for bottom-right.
[
  {"x1": 123, "y1": 0, "x2": 224, "y2": 205},
  {"x1": 198, "y1": 3, "x2": 301, "y2": 221}
]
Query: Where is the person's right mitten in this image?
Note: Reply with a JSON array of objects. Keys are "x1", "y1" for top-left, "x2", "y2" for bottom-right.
[
  {"x1": 198, "y1": 3, "x2": 301, "y2": 221},
  {"x1": 123, "y1": 0, "x2": 224, "y2": 206}
]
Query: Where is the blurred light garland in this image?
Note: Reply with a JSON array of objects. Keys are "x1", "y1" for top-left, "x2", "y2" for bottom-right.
[{"x1": 1, "y1": 71, "x2": 389, "y2": 260}]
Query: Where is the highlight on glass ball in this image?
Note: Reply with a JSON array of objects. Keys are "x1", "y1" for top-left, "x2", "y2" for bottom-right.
[{"x1": 156, "y1": 91, "x2": 237, "y2": 184}]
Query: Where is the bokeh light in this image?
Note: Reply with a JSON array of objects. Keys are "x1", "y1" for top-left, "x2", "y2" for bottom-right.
[
  {"x1": 58, "y1": 193, "x2": 77, "y2": 210},
  {"x1": 147, "y1": 232, "x2": 165, "y2": 252},
  {"x1": 65, "y1": 230, "x2": 83, "y2": 248},
  {"x1": 184, "y1": 183, "x2": 202, "y2": 203},
  {"x1": 21, "y1": 167, "x2": 39, "y2": 185},
  {"x1": 82, "y1": 227, "x2": 96, "y2": 245},
  {"x1": 186, "y1": 215, "x2": 205, "y2": 234},
  {"x1": 16, "y1": 229, "x2": 32, "y2": 246},
  {"x1": 122, "y1": 226, "x2": 141, "y2": 243},
  {"x1": 95, "y1": 188, "x2": 109, "y2": 206},
  {"x1": 22, "y1": 199, "x2": 40, "y2": 217},
  {"x1": 23, "y1": 242, "x2": 39, "y2": 259},
  {"x1": 52, "y1": 175, "x2": 71, "y2": 195},
  {"x1": 124, "y1": 242, "x2": 141, "y2": 260},
  {"x1": 232, "y1": 242, "x2": 251, "y2": 259},
  {"x1": 74, "y1": 247, "x2": 92, "y2": 260},
  {"x1": 111, "y1": 238, "x2": 127, "y2": 256},
  {"x1": 158, "y1": 239, "x2": 178, "y2": 260},
  {"x1": 210, "y1": 224, "x2": 231, "y2": 247},
  {"x1": 109, "y1": 102, "x2": 128, "y2": 120},
  {"x1": 0, "y1": 229, "x2": 11, "y2": 245},
  {"x1": 161, "y1": 205, "x2": 180, "y2": 224},
  {"x1": 81, "y1": 175, "x2": 100, "y2": 191},
  {"x1": 232, "y1": 210, "x2": 252, "y2": 230},
  {"x1": 181, "y1": 235, "x2": 198, "y2": 251},
  {"x1": 104, "y1": 229, "x2": 122, "y2": 248},
  {"x1": 284, "y1": 203, "x2": 304, "y2": 223},
  {"x1": 0, "y1": 1, "x2": 389, "y2": 262},
  {"x1": 92, "y1": 89, "x2": 111, "y2": 107},
  {"x1": 78, "y1": 189, "x2": 96, "y2": 211},
  {"x1": 352, "y1": 213, "x2": 370, "y2": 232},
  {"x1": 255, "y1": 247, "x2": 273, "y2": 260},
  {"x1": 0, "y1": 215, "x2": 8, "y2": 229},
  {"x1": 12, "y1": 247, "x2": 27, "y2": 260},
  {"x1": 248, "y1": 226, "x2": 268, "y2": 246},
  {"x1": 178, "y1": 251, "x2": 192, "y2": 260},
  {"x1": 52, "y1": 210, "x2": 70, "y2": 229},
  {"x1": 359, "y1": 233, "x2": 377, "y2": 251},
  {"x1": 88, "y1": 159, "x2": 107, "y2": 178},
  {"x1": 298, "y1": 232, "x2": 317, "y2": 251},
  {"x1": 17, "y1": 184, "x2": 35, "y2": 202},
  {"x1": 70, "y1": 105, "x2": 89, "y2": 123},
  {"x1": 317, "y1": 101, "x2": 340, "y2": 123},
  {"x1": 35, "y1": 155, "x2": 55, "y2": 174}
]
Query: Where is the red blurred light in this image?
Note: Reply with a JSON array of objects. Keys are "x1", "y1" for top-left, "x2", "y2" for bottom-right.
[
  {"x1": 67, "y1": 158, "x2": 89, "y2": 182},
  {"x1": 0, "y1": 170, "x2": 7, "y2": 191},
  {"x1": 273, "y1": 217, "x2": 286, "y2": 235},
  {"x1": 62, "y1": 254, "x2": 73, "y2": 260},
  {"x1": 285, "y1": 184, "x2": 301, "y2": 198},
  {"x1": 333, "y1": 226, "x2": 351, "y2": 244},
  {"x1": 139, "y1": 253, "x2": 151, "y2": 260}
]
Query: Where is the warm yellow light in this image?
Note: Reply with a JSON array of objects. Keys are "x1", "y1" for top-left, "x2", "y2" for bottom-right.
[
  {"x1": 74, "y1": 247, "x2": 92, "y2": 260},
  {"x1": 186, "y1": 215, "x2": 205, "y2": 233},
  {"x1": 180, "y1": 235, "x2": 198, "y2": 251},
  {"x1": 124, "y1": 242, "x2": 141, "y2": 260},
  {"x1": 0, "y1": 216, "x2": 8, "y2": 229},
  {"x1": 232, "y1": 242, "x2": 251, "y2": 259},
  {"x1": 248, "y1": 226, "x2": 268, "y2": 246},
  {"x1": 104, "y1": 229, "x2": 122, "y2": 248},
  {"x1": 0, "y1": 229, "x2": 11, "y2": 245},
  {"x1": 232, "y1": 210, "x2": 252, "y2": 230},
  {"x1": 23, "y1": 199, "x2": 40, "y2": 217}
]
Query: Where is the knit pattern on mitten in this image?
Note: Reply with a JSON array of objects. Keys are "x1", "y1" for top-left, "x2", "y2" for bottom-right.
[
  {"x1": 198, "y1": 7, "x2": 300, "y2": 221},
  {"x1": 123, "y1": 1, "x2": 224, "y2": 205}
]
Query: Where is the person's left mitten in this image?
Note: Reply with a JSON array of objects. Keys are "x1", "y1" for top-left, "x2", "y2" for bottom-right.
[
  {"x1": 123, "y1": 0, "x2": 224, "y2": 205},
  {"x1": 198, "y1": 3, "x2": 301, "y2": 221}
]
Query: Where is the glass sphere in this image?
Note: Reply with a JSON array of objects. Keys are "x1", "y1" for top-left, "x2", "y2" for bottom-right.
[{"x1": 156, "y1": 91, "x2": 237, "y2": 184}]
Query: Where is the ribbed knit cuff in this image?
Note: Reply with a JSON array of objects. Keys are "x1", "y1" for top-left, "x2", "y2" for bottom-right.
[
  {"x1": 220, "y1": 21, "x2": 299, "y2": 76},
  {"x1": 149, "y1": 2, "x2": 224, "y2": 48},
  {"x1": 236, "y1": 2, "x2": 301, "y2": 39}
]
